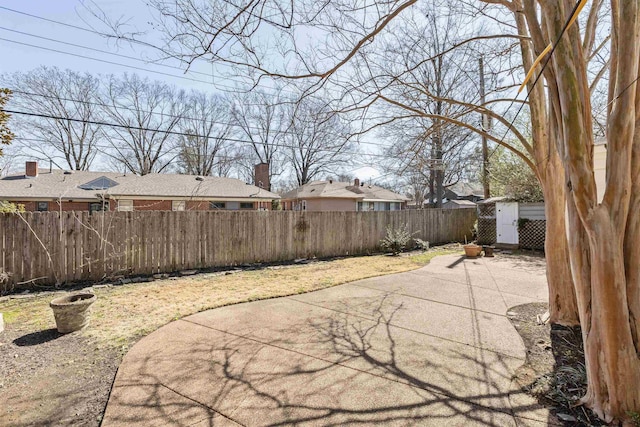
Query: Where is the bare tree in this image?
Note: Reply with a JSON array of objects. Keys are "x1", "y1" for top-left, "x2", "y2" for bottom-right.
[
  {"x1": 230, "y1": 90, "x2": 286, "y2": 188},
  {"x1": 0, "y1": 88, "x2": 13, "y2": 158},
  {"x1": 101, "y1": 73, "x2": 185, "y2": 175},
  {"x1": 283, "y1": 97, "x2": 354, "y2": 185},
  {"x1": 382, "y1": 116, "x2": 476, "y2": 208},
  {"x1": 177, "y1": 91, "x2": 236, "y2": 176},
  {"x1": 2, "y1": 67, "x2": 101, "y2": 170},
  {"x1": 374, "y1": 5, "x2": 481, "y2": 208}
]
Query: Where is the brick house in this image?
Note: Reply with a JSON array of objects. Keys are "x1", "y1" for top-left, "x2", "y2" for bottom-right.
[
  {"x1": 0, "y1": 162, "x2": 279, "y2": 212},
  {"x1": 280, "y1": 178, "x2": 408, "y2": 212}
]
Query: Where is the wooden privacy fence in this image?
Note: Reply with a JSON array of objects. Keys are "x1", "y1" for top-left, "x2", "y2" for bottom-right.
[{"x1": 0, "y1": 209, "x2": 476, "y2": 290}]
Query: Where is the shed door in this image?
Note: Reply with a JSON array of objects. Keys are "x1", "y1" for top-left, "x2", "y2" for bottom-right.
[{"x1": 496, "y1": 202, "x2": 519, "y2": 245}]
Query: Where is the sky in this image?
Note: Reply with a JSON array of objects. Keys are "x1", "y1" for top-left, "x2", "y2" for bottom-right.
[
  {"x1": 0, "y1": 0, "x2": 384, "y2": 182},
  {"x1": 0, "y1": 0, "x2": 233, "y2": 91}
]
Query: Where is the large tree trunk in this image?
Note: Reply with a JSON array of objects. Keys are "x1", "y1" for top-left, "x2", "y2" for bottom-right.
[
  {"x1": 538, "y1": 0, "x2": 640, "y2": 422},
  {"x1": 514, "y1": 0, "x2": 580, "y2": 326},
  {"x1": 538, "y1": 156, "x2": 580, "y2": 326},
  {"x1": 581, "y1": 209, "x2": 640, "y2": 422}
]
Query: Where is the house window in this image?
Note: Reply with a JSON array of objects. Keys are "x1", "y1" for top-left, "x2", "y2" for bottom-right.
[
  {"x1": 117, "y1": 200, "x2": 134, "y2": 212},
  {"x1": 36, "y1": 201, "x2": 48, "y2": 212},
  {"x1": 89, "y1": 202, "x2": 109, "y2": 213},
  {"x1": 210, "y1": 202, "x2": 226, "y2": 210},
  {"x1": 384, "y1": 202, "x2": 391, "y2": 211},
  {"x1": 360, "y1": 202, "x2": 373, "y2": 211},
  {"x1": 172, "y1": 200, "x2": 186, "y2": 211},
  {"x1": 301, "y1": 200, "x2": 307, "y2": 211},
  {"x1": 239, "y1": 202, "x2": 254, "y2": 209}
]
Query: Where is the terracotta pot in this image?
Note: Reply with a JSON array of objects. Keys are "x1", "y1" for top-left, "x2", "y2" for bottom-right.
[
  {"x1": 483, "y1": 246, "x2": 495, "y2": 257},
  {"x1": 463, "y1": 244, "x2": 482, "y2": 258},
  {"x1": 50, "y1": 292, "x2": 97, "y2": 333}
]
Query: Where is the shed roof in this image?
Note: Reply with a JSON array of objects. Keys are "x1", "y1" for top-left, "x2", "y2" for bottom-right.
[
  {"x1": 477, "y1": 196, "x2": 508, "y2": 205},
  {"x1": 445, "y1": 199, "x2": 477, "y2": 206}
]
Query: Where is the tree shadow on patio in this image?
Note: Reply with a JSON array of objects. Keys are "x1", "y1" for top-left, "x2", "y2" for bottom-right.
[{"x1": 104, "y1": 291, "x2": 545, "y2": 426}]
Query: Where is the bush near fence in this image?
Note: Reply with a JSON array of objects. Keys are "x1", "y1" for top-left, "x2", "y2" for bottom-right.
[{"x1": 0, "y1": 209, "x2": 476, "y2": 292}]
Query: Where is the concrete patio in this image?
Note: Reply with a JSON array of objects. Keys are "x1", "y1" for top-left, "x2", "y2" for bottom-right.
[{"x1": 102, "y1": 253, "x2": 555, "y2": 426}]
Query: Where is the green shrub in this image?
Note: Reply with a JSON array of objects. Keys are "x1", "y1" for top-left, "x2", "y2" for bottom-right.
[{"x1": 518, "y1": 217, "x2": 531, "y2": 230}]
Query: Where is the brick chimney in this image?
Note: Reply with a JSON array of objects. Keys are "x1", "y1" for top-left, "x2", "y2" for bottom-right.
[
  {"x1": 254, "y1": 163, "x2": 270, "y2": 191},
  {"x1": 354, "y1": 178, "x2": 360, "y2": 187},
  {"x1": 25, "y1": 161, "x2": 38, "y2": 178}
]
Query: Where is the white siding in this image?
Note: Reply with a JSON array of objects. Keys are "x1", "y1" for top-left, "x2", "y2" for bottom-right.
[
  {"x1": 518, "y1": 203, "x2": 546, "y2": 220},
  {"x1": 594, "y1": 144, "x2": 607, "y2": 203}
]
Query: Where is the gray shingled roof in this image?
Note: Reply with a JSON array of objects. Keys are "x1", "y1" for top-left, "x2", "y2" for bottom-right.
[
  {"x1": 281, "y1": 181, "x2": 408, "y2": 202},
  {"x1": 446, "y1": 182, "x2": 484, "y2": 197},
  {"x1": 110, "y1": 173, "x2": 279, "y2": 199},
  {"x1": 0, "y1": 170, "x2": 133, "y2": 200},
  {"x1": 0, "y1": 169, "x2": 279, "y2": 201}
]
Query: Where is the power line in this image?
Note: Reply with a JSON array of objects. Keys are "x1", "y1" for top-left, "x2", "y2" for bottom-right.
[
  {"x1": 595, "y1": 74, "x2": 640, "y2": 118},
  {"x1": 10, "y1": 136, "x2": 383, "y2": 176},
  {"x1": 3, "y1": 112, "x2": 399, "y2": 162},
  {"x1": 0, "y1": 26, "x2": 215, "y2": 78},
  {"x1": 0, "y1": 7, "x2": 296, "y2": 96},
  {"x1": 0, "y1": 7, "x2": 467, "y2": 158},
  {"x1": 0, "y1": 26, "x2": 292, "y2": 96},
  {"x1": 0, "y1": 37, "x2": 220, "y2": 87},
  {"x1": 6, "y1": 89, "x2": 393, "y2": 149},
  {"x1": 0, "y1": 5, "x2": 111, "y2": 37},
  {"x1": 10, "y1": 135, "x2": 392, "y2": 162}
]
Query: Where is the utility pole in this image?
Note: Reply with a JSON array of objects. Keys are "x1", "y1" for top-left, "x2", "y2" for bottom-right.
[{"x1": 479, "y1": 56, "x2": 490, "y2": 199}]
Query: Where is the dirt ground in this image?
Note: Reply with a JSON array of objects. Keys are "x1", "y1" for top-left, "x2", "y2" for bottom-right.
[
  {"x1": 509, "y1": 302, "x2": 607, "y2": 427},
  {"x1": 0, "y1": 325, "x2": 120, "y2": 426},
  {"x1": 0, "y1": 248, "x2": 456, "y2": 426}
]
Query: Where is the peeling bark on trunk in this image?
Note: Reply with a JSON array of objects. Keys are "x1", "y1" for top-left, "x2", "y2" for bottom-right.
[
  {"x1": 539, "y1": 159, "x2": 579, "y2": 326},
  {"x1": 514, "y1": 0, "x2": 580, "y2": 326},
  {"x1": 536, "y1": 0, "x2": 640, "y2": 422},
  {"x1": 583, "y1": 211, "x2": 640, "y2": 421}
]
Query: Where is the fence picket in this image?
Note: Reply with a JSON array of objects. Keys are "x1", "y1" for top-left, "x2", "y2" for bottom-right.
[{"x1": 0, "y1": 209, "x2": 475, "y2": 290}]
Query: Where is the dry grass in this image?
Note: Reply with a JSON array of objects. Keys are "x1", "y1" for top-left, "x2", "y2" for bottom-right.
[{"x1": 1, "y1": 247, "x2": 458, "y2": 351}]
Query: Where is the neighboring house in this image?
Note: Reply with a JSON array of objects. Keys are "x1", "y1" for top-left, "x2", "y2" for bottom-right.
[
  {"x1": 280, "y1": 178, "x2": 409, "y2": 211},
  {"x1": 424, "y1": 182, "x2": 485, "y2": 205},
  {"x1": 594, "y1": 139, "x2": 606, "y2": 202},
  {"x1": 443, "y1": 199, "x2": 477, "y2": 209},
  {"x1": 0, "y1": 161, "x2": 279, "y2": 212}
]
